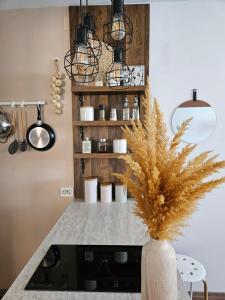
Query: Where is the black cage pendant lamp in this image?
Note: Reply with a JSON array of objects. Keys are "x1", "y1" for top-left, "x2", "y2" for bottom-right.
[
  {"x1": 103, "y1": 0, "x2": 133, "y2": 51},
  {"x1": 106, "y1": 47, "x2": 133, "y2": 89},
  {"x1": 64, "y1": 1, "x2": 99, "y2": 83},
  {"x1": 82, "y1": 0, "x2": 102, "y2": 61}
]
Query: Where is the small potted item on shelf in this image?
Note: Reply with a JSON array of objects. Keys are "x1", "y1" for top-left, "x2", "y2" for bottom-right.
[
  {"x1": 82, "y1": 137, "x2": 92, "y2": 153},
  {"x1": 100, "y1": 182, "x2": 112, "y2": 203},
  {"x1": 80, "y1": 106, "x2": 94, "y2": 121},
  {"x1": 110, "y1": 107, "x2": 117, "y2": 121},
  {"x1": 113, "y1": 139, "x2": 127, "y2": 154}
]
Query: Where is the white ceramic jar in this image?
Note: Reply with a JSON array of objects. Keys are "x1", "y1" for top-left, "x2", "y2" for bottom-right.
[
  {"x1": 100, "y1": 182, "x2": 112, "y2": 203},
  {"x1": 80, "y1": 106, "x2": 94, "y2": 121},
  {"x1": 84, "y1": 177, "x2": 98, "y2": 203},
  {"x1": 113, "y1": 139, "x2": 127, "y2": 154},
  {"x1": 115, "y1": 183, "x2": 127, "y2": 203}
]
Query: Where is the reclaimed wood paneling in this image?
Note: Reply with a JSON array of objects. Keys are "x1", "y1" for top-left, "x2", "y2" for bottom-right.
[{"x1": 69, "y1": 5, "x2": 149, "y2": 198}]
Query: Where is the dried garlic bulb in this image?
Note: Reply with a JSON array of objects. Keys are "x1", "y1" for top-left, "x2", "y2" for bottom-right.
[
  {"x1": 53, "y1": 95, "x2": 61, "y2": 101},
  {"x1": 50, "y1": 59, "x2": 65, "y2": 114},
  {"x1": 55, "y1": 79, "x2": 63, "y2": 87}
]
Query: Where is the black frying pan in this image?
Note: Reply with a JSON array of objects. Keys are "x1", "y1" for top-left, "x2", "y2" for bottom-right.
[{"x1": 26, "y1": 105, "x2": 55, "y2": 151}]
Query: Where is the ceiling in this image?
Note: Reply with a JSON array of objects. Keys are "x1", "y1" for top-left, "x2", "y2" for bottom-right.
[{"x1": 0, "y1": 0, "x2": 189, "y2": 10}]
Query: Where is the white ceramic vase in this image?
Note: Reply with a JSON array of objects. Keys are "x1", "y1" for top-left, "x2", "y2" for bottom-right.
[{"x1": 141, "y1": 239, "x2": 177, "y2": 300}]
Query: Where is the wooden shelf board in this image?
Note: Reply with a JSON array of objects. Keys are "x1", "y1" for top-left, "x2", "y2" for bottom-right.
[
  {"x1": 74, "y1": 153, "x2": 124, "y2": 159},
  {"x1": 73, "y1": 120, "x2": 139, "y2": 127},
  {"x1": 71, "y1": 85, "x2": 145, "y2": 94}
]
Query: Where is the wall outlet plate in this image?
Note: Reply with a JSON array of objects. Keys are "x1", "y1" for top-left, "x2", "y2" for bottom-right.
[{"x1": 60, "y1": 187, "x2": 74, "y2": 198}]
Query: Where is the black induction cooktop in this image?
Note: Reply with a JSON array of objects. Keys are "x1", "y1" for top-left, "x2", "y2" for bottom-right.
[{"x1": 25, "y1": 245, "x2": 142, "y2": 293}]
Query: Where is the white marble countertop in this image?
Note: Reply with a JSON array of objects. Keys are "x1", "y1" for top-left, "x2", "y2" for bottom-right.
[{"x1": 3, "y1": 201, "x2": 190, "y2": 300}]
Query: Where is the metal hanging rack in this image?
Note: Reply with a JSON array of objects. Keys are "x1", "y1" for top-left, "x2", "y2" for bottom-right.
[{"x1": 0, "y1": 101, "x2": 46, "y2": 107}]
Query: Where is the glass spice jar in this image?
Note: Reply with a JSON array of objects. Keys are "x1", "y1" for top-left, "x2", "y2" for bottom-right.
[
  {"x1": 82, "y1": 137, "x2": 92, "y2": 153},
  {"x1": 97, "y1": 138, "x2": 107, "y2": 153},
  {"x1": 122, "y1": 97, "x2": 130, "y2": 121}
]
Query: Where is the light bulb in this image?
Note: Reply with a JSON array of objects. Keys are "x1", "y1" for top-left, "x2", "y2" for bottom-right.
[
  {"x1": 111, "y1": 13, "x2": 126, "y2": 41},
  {"x1": 73, "y1": 43, "x2": 89, "y2": 73},
  {"x1": 87, "y1": 30, "x2": 94, "y2": 48},
  {"x1": 114, "y1": 62, "x2": 124, "y2": 80},
  {"x1": 107, "y1": 62, "x2": 126, "y2": 86}
]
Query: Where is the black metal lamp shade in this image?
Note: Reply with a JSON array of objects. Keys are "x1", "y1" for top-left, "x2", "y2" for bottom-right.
[
  {"x1": 106, "y1": 47, "x2": 133, "y2": 89},
  {"x1": 103, "y1": 0, "x2": 133, "y2": 52},
  {"x1": 64, "y1": 25, "x2": 99, "y2": 83},
  {"x1": 83, "y1": 13, "x2": 102, "y2": 61}
]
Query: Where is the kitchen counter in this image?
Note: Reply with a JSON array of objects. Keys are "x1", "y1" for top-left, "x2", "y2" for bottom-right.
[{"x1": 3, "y1": 201, "x2": 190, "y2": 300}]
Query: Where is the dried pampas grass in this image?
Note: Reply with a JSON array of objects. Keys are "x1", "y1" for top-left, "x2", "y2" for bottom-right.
[{"x1": 113, "y1": 82, "x2": 225, "y2": 240}]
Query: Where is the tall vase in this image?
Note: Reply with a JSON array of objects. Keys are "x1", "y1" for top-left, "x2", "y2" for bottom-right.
[{"x1": 141, "y1": 239, "x2": 177, "y2": 300}]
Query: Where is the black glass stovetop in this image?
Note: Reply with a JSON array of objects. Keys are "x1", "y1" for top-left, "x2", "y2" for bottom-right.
[{"x1": 25, "y1": 245, "x2": 142, "y2": 293}]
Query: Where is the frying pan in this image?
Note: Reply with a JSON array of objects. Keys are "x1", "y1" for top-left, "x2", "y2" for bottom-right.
[{"x1": 26, "y1": 105, "x2": 55, "y2": 151}]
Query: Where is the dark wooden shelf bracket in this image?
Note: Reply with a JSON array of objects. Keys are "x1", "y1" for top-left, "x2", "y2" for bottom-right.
[
  {"x1": 79, "y1": 127, "x2": 84, "y2": 140},
  {"x1": 81, "y1": 158, "x2": 85, "y2": 174},
  {"x1": 79, "y1": 94, "x2": 84, "y2": 106}
]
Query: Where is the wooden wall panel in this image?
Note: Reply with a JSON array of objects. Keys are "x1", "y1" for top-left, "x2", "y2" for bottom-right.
[{"x1": 70, "y1": 5, "x2": 149, "y2": 198}]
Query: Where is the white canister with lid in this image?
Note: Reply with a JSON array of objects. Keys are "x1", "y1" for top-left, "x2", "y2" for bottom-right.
[
  {"x1": 100, "y1": 182, "x2": 112, "y2": 203},
  {"x1": 80, "y1": 106, "x2": 94, "y2": 121},
  {"x1": 84, "y1": 177, "x2": 98, "y2": 203},
  {"x1": 115, "y1": 183, "x2": 127, "y2": 203},
  {"x1": 113, "y1": 139, "x2": 127, "y2": 154}
]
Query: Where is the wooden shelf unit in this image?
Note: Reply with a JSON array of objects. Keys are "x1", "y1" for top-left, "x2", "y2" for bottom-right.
[
  {"x1": 74, "y1": 153, "x2": 123, "y2": 159},
  {"x1": 72, "y1": 85, "x2": 145, "y2": 95},
  {"x1": 73, "y1": 120, "x2": 138, "y2": 127},
  {"x1": 70, "y1": 4, "x2": 149, "y2": 198}
]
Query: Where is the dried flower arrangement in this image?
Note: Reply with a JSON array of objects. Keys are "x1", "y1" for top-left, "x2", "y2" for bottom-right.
[{"x1": 113, "y1": 82, "x2": 225, "y2": 240}]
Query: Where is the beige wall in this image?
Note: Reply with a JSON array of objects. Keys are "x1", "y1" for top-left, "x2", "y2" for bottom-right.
[{"x1": 0, "y1": 7, "x2": 74, "y2": 288}]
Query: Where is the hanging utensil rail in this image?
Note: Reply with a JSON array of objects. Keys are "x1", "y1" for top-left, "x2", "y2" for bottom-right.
[{"x1": 0, "y1": 101, "x2": 46, "y2": 106}]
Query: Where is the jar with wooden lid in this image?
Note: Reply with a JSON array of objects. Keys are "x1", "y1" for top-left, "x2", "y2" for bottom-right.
[
  {"x1": 84, "y1": 177, "x2": 98, "y2": 203},
  {"x1": 100, "y1": 182, "x2": 112, "y2": 203}
]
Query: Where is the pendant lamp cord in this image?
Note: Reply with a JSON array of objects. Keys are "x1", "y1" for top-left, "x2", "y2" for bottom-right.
[{"x1": 80, "y1": 0, "x2": 82, "y2": 22}]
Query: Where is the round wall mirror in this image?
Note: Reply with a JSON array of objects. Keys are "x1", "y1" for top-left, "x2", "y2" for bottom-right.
[{"x1": 172, "y1": 90, "x2": 217, "y2": 144}]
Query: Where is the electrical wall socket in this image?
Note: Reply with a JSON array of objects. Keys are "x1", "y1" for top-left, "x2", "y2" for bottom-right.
[{"x1": 60, "y1": 187, "x2": 74, "y2": 198}]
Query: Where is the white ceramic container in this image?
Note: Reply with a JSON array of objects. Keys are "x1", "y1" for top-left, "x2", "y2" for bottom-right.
[
  {"x1": 84, "y1": 177, "x2": 98, "y2": 203},
  {"x1": 113, "y1": 139, "x2": 127, "y2": 154},
  {"x1": 80, "y1": 106, "x2": 94, "y2": 121},
  {"x1": 115, "y1": 183, "x2": 127, "y2": 203},
  {"x1": 100, "y1": 183, "x2": 112, "y2": 203},
  {"x1": 141, "y1": 239, "x2": 177, "y2": 300}
]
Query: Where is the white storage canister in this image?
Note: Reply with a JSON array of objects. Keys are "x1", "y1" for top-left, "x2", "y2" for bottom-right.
[
  {"x1": 115, "y1": 183, "x2": 127, "y2": 203},
  {"x1": 113, "y1": 139, "x2": 127, "y2": 154},
  {"x1": 84, "y1": 177, "x2": 98, "y2": 203},
  {"x1": 100, "y1": 182, "x2": 112, "y2": 203},
  {"x1": 80, "y1": 106, "x2": 94, "y2": 121}
]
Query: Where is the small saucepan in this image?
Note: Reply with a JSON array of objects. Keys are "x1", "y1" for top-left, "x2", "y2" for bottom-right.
[
  {"x1": 0, "y1": 107, "x2": 13, "y2": 143},
  {"x1": 26, "y1": 104, "x2": 55, "y2": 151}
]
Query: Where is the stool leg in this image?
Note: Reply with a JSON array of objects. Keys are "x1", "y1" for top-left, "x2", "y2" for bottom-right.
[
  {"x1": 189, "y1": 282, "x2": 193, "y2": 300},
  {"x1": 202, "y1": 280, "x2": 208, "y2": 300}
]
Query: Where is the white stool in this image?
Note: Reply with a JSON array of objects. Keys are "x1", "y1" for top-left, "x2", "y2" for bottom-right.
[{"x1": 176, "y1": 254, "x2": 208, "y2": 300}]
